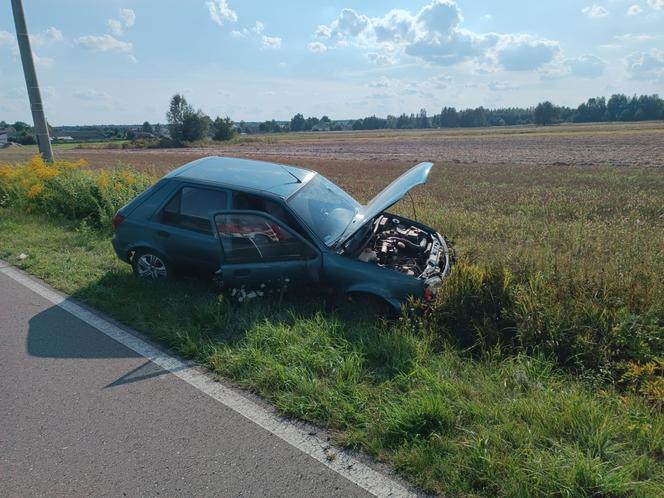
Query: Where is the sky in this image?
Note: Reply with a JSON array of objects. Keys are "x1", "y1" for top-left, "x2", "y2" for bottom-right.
[{"x1": 1, "y1": 0, "x2": 663, "y2": 125}]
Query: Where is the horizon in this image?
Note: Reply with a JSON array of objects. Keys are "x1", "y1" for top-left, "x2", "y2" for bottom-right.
[{"x1": 1, "y1": 0, "x2": 664, "y2": 125}]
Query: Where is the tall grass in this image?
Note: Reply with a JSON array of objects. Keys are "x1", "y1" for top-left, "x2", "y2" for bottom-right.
[{"x1": 0, "y1": 155, "x2": 152, "y2": 227}]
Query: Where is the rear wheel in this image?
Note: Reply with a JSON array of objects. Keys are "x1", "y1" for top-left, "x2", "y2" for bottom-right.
[{"x1": 132, "y1": 249, "x2": 170, "y2": 280}]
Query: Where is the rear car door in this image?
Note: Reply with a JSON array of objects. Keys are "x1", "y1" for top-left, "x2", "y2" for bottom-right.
[
  {"x1": 151, "y1": 185, "x2": 229, "y2": 274},
  {"x1": 210, "y1": 210, "x2": 322, "y2": 293}
]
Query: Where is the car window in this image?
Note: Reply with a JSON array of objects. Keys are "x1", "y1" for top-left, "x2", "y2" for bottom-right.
[
  {"x1": 286, "y1": 175, "x2": 360, "y2": 246},
  {"x1": 162, "y1": 186, "x2": 228, "y2": 234},
  {"x1": 214, "y1": 212, "x2": 310, "y2": 263},
  {"x1": 232, "y1": 191, "x2": 308, "y2": 238}
]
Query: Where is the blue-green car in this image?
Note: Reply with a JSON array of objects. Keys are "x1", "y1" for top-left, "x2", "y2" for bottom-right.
[{"x1": 112, "y1": 156, "x2": 451, "y2": 310}]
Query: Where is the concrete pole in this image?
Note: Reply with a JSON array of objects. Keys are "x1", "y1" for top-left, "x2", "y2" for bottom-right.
[{"x1": 11, "y1": 0, "x2": 54, "y2": 162}]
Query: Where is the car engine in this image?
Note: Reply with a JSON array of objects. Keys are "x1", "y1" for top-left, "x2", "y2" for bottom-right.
[{"x1": 357, "y1": 215, "x2": 450, "y2": 284}]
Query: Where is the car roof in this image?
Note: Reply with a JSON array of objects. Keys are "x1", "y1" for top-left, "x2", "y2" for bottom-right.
[{"x1": 165, "y1": 156, "x2": 315, "y2": 198}]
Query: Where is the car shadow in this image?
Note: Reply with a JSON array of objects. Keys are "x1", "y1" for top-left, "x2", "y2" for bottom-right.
[
  {"x1": 26, "y1": 296, "x2": 182, "y2": 388},
  {"x1": 26, "y1": 269, "x2": 392, "y2": 387}
]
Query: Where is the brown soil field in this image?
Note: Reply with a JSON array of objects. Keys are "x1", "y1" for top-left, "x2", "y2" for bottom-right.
[{"x1": 1, "y1": 122, "x2": 663, "y2": 178}]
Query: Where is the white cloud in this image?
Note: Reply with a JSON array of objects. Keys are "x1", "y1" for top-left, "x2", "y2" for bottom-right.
[
  {"x1": 308, "y1": 41, "x2": 327, "y2": 53},
  {"x1": 107, "y1": 9, "x2": 136, "y2": 37},
  {"x1": 488, "y1": 81, "x2": 518, "y2": 91},
  {"x1": 581, "y1": 5, "x2": 609, "y2": 18},
  {"x1": 366, "y1": 52, "x2": 396, "y2": 65},
  {"x1": 261, "y1": 35, "x2": 281, "y2": 49},
  {"x1": 0, "y1": 30, "x2": 15, "y2": 47},
  {"x1": 315, "y1": 1, "x2": 561, "y2": 71},
  {"x1": 108, "y1": 19, "x2": 124, "y2": 37},
  {"x1": 76, "y1": 34, "x2": 133, "y2": 53},
  {"x1": 119, "y1": 8, "x2": 136, "y2": 28},
  {"x1": 73, "y1": 89, "x2": 110, "y2": 100},
  {"x1": 626, "y1": 48, "x2": 664, "y2": 80},
  {"x1": 44, "y1": 27, "x2": 63, "y2": 42},
  {"x1": 315, "y1": 25, "x2": 332, "y2": 39},
  {"x1": 627, "y1": 4, "x2": 643, "y2": 15},
  {"x1": 567, "y1": 54, "x2": 606, "y2": 77},
  {"x1": 29, "y1": 27, "x2": 63, "y2": 47},
  {"x1": 128, "y1": 54, "x2": 138, "y2": 64},
  {"x1": 648, "y1": 0, "x2": 664, "y2": 9},
  {"x1": 616, "y1": 33, "x2": 662, "y2": 42},
  {"x1": 32, "y1": 52, "x2": 54, "y2": 68},
  {"x1": 206, "y1": 0, "x2": 237, "y2": 25},
  {"x1": 493, "y1": 34, "x2": 560, "y2": 71},
  {"x1": 231, "y1": 21, "x2": 281, "y2": 49}
]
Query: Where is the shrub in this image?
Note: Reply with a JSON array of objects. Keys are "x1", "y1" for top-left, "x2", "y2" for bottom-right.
[
  {"x1": 422, "y1": 261, "x2": 664, "y2": 397},
  {"x1": 0, "y1": 155, "x2": 153, "y2": 228}
]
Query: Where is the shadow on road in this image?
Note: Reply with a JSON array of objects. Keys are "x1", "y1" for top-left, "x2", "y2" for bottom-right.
[{"x1": 26, "y1": 301, "x2": 177, "y2": 387}]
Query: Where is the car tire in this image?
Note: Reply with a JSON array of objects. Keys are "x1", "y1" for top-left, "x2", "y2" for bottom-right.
[{"x1": 132, "y1": 249, "x2": 170, "y2": 280}]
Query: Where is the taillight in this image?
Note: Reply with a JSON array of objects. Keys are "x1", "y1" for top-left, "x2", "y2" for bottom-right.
[
  {"x1": 424, "y1": 287, "x2": 435, "y2": 301},
  {"x1": 112, "y1": 213, "x2": 125, "y2": 230}
]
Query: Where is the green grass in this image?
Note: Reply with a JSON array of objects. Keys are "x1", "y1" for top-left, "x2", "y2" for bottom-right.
[{"x1": 1, "y1": 208, "x2": 662, "y2": 497}]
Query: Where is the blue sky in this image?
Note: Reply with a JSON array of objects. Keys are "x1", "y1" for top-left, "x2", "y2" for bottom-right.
[{"x1": 1, "y1": 0, "x2": 663, "y2": 124}]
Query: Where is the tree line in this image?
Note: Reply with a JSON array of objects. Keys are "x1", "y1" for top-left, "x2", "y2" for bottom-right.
[
  {"x1": 347, "y1": 94, "x2": 664, "y2": 130},
  {"x1": 3, "y1": 93, "x2": 662, "y2": 145}
]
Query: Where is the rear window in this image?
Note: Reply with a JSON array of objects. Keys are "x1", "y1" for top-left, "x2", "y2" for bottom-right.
[{"x1": 162, "y1": 186, "x2": 228, "y2": 233}]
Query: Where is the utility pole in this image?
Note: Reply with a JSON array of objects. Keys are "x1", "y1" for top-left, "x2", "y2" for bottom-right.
[{"x1": 11, "y1": 0, "x2": 54, "y2": 162}]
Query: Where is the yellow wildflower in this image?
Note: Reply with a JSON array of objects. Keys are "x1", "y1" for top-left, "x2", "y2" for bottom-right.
[
  {"x1": 0, "y1": 164, "x2": 14, "y2": 181},
  {"x1": 120, "y1": 170, "x2": 135, "y2": 185},
  {"x1": 26, "y1": 183, "x2": 44, "y2": 198},
  {"x1": 97, "y1": 170, "x2": 110, "y2": 189}
]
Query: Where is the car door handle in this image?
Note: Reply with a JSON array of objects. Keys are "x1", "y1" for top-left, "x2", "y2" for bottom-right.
[
  {"x1": 233, "y1": 269, "x2": 251, "y2": 277},
  {"x1": 156, "y1": 230, "x2": 170, "y2": 238}
]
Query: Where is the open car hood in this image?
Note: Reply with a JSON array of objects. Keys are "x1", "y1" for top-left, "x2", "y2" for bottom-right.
[{"x1": 336, "y1": 162, "x2": 433, "y2": 245}]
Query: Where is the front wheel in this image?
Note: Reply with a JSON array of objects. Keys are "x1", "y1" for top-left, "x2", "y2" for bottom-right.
[{"x1": 132, "y1": 249, "x2": 170, "y2": 280}]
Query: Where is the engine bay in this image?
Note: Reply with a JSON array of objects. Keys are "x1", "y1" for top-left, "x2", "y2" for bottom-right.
[{"x1": 356, "y1": 215, "x2": 450, "y2": 283}]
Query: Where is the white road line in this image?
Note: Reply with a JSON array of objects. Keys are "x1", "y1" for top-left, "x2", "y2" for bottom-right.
[{"x1": 0, "y1": 264, "x2": 418, "y2": 498}]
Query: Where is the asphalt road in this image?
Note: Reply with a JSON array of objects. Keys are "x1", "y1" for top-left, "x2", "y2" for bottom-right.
[{"x1": 0, "y1": 269, "x2": 377, "y2": 497}]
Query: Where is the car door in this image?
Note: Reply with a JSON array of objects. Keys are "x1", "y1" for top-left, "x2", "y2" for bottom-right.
[
  {"x1": 151, "y1": 185, "x2": 229, "y2": 274},
  {"x1": 210, "y1": 210, "x2": 322, "y2": 293}
]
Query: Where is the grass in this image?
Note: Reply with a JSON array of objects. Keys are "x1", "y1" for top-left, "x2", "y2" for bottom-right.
[
  {"x1": 1, "y1": 144, "x2": 663, "y2": 496},
  {"x1": 0, "y1": 207, "x2": 662, "y2": 496}
]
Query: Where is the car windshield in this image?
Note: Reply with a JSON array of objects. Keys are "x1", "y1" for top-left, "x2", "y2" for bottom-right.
[{"x1": 287, "y1": 174, "x2": 360, "y2": 246}]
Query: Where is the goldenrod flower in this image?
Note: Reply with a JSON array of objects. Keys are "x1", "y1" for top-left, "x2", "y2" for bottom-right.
[
  {"x1": 26, "y1": 183, "x2": 44, "y2": 198},
  {"x1": 97, "y1": 170, "x2": 110, "y2": 189}
]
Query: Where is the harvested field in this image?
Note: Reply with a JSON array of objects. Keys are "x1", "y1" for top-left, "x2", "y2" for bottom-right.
[{"x1": 1, "y1": 121, "x2": 664, "y2": 173}]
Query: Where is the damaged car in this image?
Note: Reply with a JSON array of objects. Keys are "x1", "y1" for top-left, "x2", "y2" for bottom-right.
[{"x1": 112, "y1": 156, "x2": 451, "y2": 311}]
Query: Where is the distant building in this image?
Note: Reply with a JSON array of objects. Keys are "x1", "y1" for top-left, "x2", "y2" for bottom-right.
[
  {"x1": 0, "y1": 130, "x2": 8, "y2": 146},
  {"x1": 54, "y1": 136, "x2": 74, "y2": 141},
  {"x1": 311, "y1": 123, "x2": 331, "y2": 132}
]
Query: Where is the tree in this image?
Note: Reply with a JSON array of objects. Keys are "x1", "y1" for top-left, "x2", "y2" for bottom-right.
[
  {"x1": 438, "y1": 107, "x2": 458, "y2": 127},
  {"x1": 534, "y1": 101, "x2": 557, "y2": 126},
  {"x1": 290, "y1": 113, "x2": 305, "y2": 132},
  {"x1": 142, "y1": 121, "x2": 153, "y2": 133},
  {"x1": 212, "y1": 116, "x2": 236, "y2": 141},
  {"x1": 573, "y1": 97, "x2": 607, "y2": 122},
  {"x1": 166, "y1": 94, "x2": 209, "y2": 142},
  {"x1": 417, "y1": 108, "x2": 430, "y2": 129},
  {"x1": 607, "y1": 94, "x2": 629, "y2": 121},
  {"x1": 12, "y1": 121, "x2": 30, "y2": 132},
  {"x1": 166, "y1": 94, "x2": 193, "y2": 142},
  {"x1": 181, "y1": 110, "x2": 209, "y2": 142}
]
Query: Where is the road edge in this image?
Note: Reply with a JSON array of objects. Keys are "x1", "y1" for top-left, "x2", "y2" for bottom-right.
[{"x1": 0, "y1": 260, "x2": 423, "y2": 498}]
